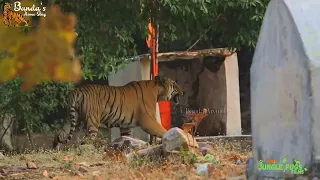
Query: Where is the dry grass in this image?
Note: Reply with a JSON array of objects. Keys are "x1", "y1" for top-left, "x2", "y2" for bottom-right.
[{"x1": 0, "y1": 139, "x2": 251, "y2": 180}]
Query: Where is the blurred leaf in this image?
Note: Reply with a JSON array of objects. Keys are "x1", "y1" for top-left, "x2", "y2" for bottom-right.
[{"x1": 0, "y1": 2, "x2": 81, "y2": 91}]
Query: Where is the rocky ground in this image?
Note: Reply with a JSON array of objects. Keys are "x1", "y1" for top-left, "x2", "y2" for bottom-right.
[{"x1": 0, "y1": 128, "x2": 252, "y2": 180}]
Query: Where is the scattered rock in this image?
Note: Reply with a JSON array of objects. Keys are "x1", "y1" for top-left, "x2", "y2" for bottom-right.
[
  {"x1": 109, "y1": 136, "x2": 148, "y2": 152},
  {"x1": 229, "y1": 153, "x2": 243, "y2": 164},
  {"x1": 196, "y1": 163, "x2": 211, "y2": 177},
  {"x1": 78, "y1": 166, "x2": 89, "y2": 173},
  {"x1": 162, "y1": 128, "x2": 202, "y2": 157},
  {"x1": 198, "y1": 142, "x2": 215, "y2": 156},
  {"x1": 0, "y1": 167, "x2": 27, "y2": 176},
  {"x1": 42, "y1": 170, "x2": 48, "y2": 177},
  {"x1": 26, "y1": 162, "x2": 38, "y2": 169},
  {"x1": 73, "y1": 170, "x2": 84, "y2": 176},
  {"x1": 126, "y1": 144, "x2": 163, "y2": 162},
  {"x1": 236, "y1": 159, "x2": 242, "y2": 164},
  {"x1": 163, "y1": 128, "x2": 199, "y2": 151},
  {"x1": 196, "y1": 163, "x2": 220, "y2": 178}
]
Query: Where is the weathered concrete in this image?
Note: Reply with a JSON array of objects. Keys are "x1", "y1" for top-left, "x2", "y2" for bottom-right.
[
  {"x1": 108, "y1": 57, "x2": 161, "y2": 142},
  {"x1": 159, "y1": 54, "x2": 242, "y2": 136},
  {"x1": 225, "y1": 53, "x2": 242, "y2": 135},
  {"x1": 250, "y1": 0, "x2": 320, "y2": 178}
]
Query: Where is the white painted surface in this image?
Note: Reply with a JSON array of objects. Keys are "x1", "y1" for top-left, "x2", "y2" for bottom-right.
[
  {"x1": 225, "y1": 53, "x2": 242, "y2": 136},
  {"x1": 250, "y1": 0, "x2": 320, "y2": 178}
]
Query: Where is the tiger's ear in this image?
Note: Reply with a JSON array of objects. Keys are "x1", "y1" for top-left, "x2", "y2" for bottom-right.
[{"x1": 155, "y1": 76, "x2": 168, "y2": 84}]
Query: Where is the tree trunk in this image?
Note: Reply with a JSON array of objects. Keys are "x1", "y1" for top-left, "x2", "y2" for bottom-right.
[{"x1": 0, "y1": 113, "x2": 14, "y2": 151}]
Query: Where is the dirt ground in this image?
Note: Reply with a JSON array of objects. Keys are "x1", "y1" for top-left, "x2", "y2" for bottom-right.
[{"x1": 0, "y1": 140, "x2": 251, "y2": 180}]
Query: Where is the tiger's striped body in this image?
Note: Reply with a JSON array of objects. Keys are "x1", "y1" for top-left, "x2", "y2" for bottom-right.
[
  {"x1": 53, "y1": 76, "x2": 184, "y2": 150},
  {"x1": 3, "y1": 3, "x2": 28, "y2": 27}
]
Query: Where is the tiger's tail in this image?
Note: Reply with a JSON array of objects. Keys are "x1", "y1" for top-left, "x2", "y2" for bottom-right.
[{"x1": 53, "y1": 92, "x2": 79, "y2": 148}]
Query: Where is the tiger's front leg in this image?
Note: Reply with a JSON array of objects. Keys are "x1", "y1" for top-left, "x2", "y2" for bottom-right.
[
  {"x1": 8, "y1": 19, "x2": 13, "y2": 27},
  {"x1": 138, "y1": 116, "x2": 167, "y2": 144},
  {"x1": 3, "y1": 19, "x2": 9, "y2": 26}
]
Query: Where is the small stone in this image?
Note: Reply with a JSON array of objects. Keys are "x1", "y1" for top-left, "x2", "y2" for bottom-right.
[
  {"x1": 125, "y1": 145, "x2": 163, "y2": 162},
  {"x1": 198, "y1": 142, "x2": 215, "y2": 156},
  {"x1": 73, "y1": 170, "x2": 84, "y2": 176},
  {"x1": 196, "y1": 163, "x2": 211, "y2": 177},
  {"x1": 42, "y1": 170, "x2": 49, "y2": 177},
  {"x1": 26, "y1": 161, "x2": 38, "y2": 169},
  {"x1": 78, "y1": 166, "x2": 89, "y2": 173}
]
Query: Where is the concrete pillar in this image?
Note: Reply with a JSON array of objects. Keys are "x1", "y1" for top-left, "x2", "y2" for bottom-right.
[
  {"x1": 248, "y1": 0, "x2": 320, "y2": 178},
  {"x1": 225, "y1": 53, "x2": 242, "y2": 135}
]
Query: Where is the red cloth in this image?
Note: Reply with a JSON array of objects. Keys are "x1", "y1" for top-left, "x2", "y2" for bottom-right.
[{"x1": 159, "y1": 101, "x2": 171, "y2": 130}]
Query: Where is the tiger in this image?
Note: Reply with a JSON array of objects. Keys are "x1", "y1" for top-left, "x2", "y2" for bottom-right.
[
  {"x1": 53, "y1": 76, "x2": 184, "y2": 151},
  {"x1": 3, "y1": 3, "x2": 28, "y2": 27}
]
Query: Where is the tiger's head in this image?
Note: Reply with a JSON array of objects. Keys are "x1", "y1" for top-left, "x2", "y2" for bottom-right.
[
  {"x1": 155, "y1": 76, "x2": 184, "y2": 104},
  {"x1": 4, "y1": 3, "x2": 11, "y2": 11}
]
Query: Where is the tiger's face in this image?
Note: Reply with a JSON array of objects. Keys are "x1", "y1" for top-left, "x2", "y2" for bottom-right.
[
  {"x1": 155, "y1": 76, "x2": 184, "y2": 104},
  {"x1": 4, "y1": 3, "x2": 11, "y2": 11}
]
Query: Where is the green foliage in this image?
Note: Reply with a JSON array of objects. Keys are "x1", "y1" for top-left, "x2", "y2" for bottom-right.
[
  {"x1": 52, "y1": 0, "x2": 268, "y2": 80},
  {"x1": 0, "y1": 77, "x2": 73, "y2": 133},
  {"x1": 156, "y1": 0, "x2": 269, "y2": 51},
  {"x1": 51, "y1": 0, "x2": 147, "y2": 81}
]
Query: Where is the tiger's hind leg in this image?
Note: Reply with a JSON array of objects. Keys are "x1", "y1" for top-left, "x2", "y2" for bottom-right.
[
  {"x1": 53, "y1": 122, "x2": 72, "y2": 151},
  {"x1": 81, "y1": 117, "x2": 100, "y2": 145}
]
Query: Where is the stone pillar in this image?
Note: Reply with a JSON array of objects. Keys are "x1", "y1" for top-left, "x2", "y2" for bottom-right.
[
  {"x1": 225, "y1": 53, "x2": 242, "y2": 135},
  {"x1": 248, "y1": 0, "x2": 320, "y2": 178}
]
